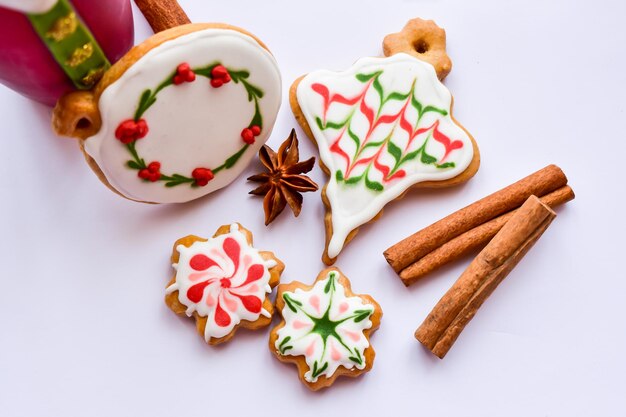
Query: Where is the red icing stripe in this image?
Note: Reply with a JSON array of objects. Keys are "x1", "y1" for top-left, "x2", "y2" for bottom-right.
[
  {"x1": 214, "y1": 298, "x2": 231, "y2": 327},
  {"x1": 312, "y1": 83, "x2": 363, "y2": 120},
  {"x1": 330, "y1": 133, "x2": 351, "y2": 171},
  {"x1": 312, "y1": 83, "x2": 330, "y2": 115},
  {"x1": 223, "y1": 237, "x2": 240, "y2": 278},
  {"x1": 189, "y1": 254, "x2": 218, "y2": 271},
  {"x1": 234, "y1": 264, "x2": 265, "y2": 288},
  {"x1": 386, "y1": 169, "x2": 406, "y2": 181},
  {"x1": 374, "y1": 159, "x2": 391, "y2": 178},
  {"x1": 360, "y1": 99, "x2": 375, "y2": 130},
  {"x1": 230, "y1": 292, "x2": 262, "y2": 314},
  {"x1": 187, "y1": 280, "x2": 211, "y2": 303},
  {"x1": 432, "y1": 121, "x2": 464, "y2": 162}
]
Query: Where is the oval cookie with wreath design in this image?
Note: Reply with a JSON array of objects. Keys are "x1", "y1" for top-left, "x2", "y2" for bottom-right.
[{"x1": 53, "y1": 23, "x2": 282, "y2": 204}]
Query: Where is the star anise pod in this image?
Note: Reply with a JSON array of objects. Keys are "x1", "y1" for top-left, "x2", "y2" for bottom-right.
[{"x1": 248, "y1": 129, "x2": 319, "y2": 225}]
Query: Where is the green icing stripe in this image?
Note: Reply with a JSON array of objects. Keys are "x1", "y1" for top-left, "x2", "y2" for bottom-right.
[{"x1": 27, "y1": 0, "x2": 110, "y2": 90}]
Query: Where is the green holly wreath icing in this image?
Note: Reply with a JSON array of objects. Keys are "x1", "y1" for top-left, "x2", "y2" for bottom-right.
[{"x1": 114, "y1": 62, "x2": 265, "y2": 188}]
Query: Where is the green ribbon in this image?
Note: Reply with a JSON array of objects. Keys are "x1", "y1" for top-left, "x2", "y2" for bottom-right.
[{"x1": 27, "y1": 0, "x2": 111, "y2": 89}]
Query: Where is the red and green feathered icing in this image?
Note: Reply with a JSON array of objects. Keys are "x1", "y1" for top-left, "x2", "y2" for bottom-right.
[
  {"x1": 296, "y1": 53, "x2": 475, "y2": 259},
  {"x1": 313, "y1": 74, "x2": 463, "y2": 191}
]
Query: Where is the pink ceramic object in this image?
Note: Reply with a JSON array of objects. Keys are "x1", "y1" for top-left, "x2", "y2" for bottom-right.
[{"x1": 0, "y1": 0, "x2": 134, "y2": 106}]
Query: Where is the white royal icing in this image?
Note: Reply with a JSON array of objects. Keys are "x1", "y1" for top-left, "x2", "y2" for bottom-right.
[
  {"x1": 167, "y1": 224, "x2": 276, "y2": 341},
  {"x1": 84, "y1": 28, "x2": 282, "y2": 203},
  {"x1": 275, "y1": 271, "x2": 374, "y2": 383},
  {"x1": 0, "y1": 0, "x2": 57, "y2": 13},
  {"x1": 297, "y1": 53, "x2": 474, "y2": 258}
]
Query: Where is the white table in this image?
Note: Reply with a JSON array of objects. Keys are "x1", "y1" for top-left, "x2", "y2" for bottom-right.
[{"x1": 1, "y1": 0, "x2": 624, "y2": 415}]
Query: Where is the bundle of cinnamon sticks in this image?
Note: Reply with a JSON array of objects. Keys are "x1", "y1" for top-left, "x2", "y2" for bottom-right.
[
  {"x1": 384, "y1": 165, "x2": 574, "y2": 358},
  {"x1": 415, "y1": 195, "x2": 557, "y2": 358},
  {"x1": 384, "y1": 165, "x2": 574, "y2": 285}
]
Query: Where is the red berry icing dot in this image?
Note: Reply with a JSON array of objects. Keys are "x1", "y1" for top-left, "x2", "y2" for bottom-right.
[
  {"x1": 210, "y1": 65, "x2": 231, "y2": 88},
  {"x1": 115, "y1": 119, "x2": 149, "y2": 144},
  {"x1": 241, "y1": 125, "x2": 262, "y2": 144},
  {"x1": 173, "y1": 63, "x2": 196, "y2": 85},
  {"x1": 241, "y1": 128, "x2": 255, "y2": 144},
  {"x1": 138, "y1": 161, "x2": 161, "y2": 182},
  {"x1": 192, "y1": 168, "x2": 214, "y2": 186},
  {"x1": 211, "y1": 65, "x2": 230, "y2": 79}
]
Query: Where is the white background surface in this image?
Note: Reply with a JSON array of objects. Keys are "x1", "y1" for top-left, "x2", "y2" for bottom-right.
[{"x1": 1, "y1": 0, "x2": 625, "y2": 415}]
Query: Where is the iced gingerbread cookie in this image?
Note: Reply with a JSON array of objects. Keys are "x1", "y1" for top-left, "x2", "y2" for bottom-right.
[
  {"x1": 0, "y1": 0, "x2": 134, "y2": 105},
  {"x1": 290, "y1": 18, "x2": 480, "y2": 264},
  {"x1": 166, "y1": 223, "x2": 284, "y2": 345},
  {"x1": 269, "y1": 268, "x2": 382, "y2": 390},
  {"x1": 52, "y1": 1, "x2": 282, "y2": 204}
]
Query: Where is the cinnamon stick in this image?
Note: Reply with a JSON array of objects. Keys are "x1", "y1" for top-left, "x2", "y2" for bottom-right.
[
  {"x1": 134, "y1": 0, "x2": 191, "y2": 33},
  {"x1": 414, "y1": 195, "x2": 556, "y2": 359},
  {"x1": 384, "y1": 165, "x2": 567, "y2": 273},
  {"x1": 399, "y1": 185, "x2": 574, "y2": 285}
]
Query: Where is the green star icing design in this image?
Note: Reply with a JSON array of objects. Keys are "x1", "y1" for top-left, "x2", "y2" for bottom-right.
[{"x1": 276, "y1": 271, "x2": 374, "y2": 382}]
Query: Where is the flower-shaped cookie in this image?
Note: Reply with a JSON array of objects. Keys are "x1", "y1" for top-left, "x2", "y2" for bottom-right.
[
  {"x1": 166, "y1": 223, "x2": 284, "y2": 345},
  {"x1": 269, "y1": 268, "x2": 382, "y2": 390}
]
